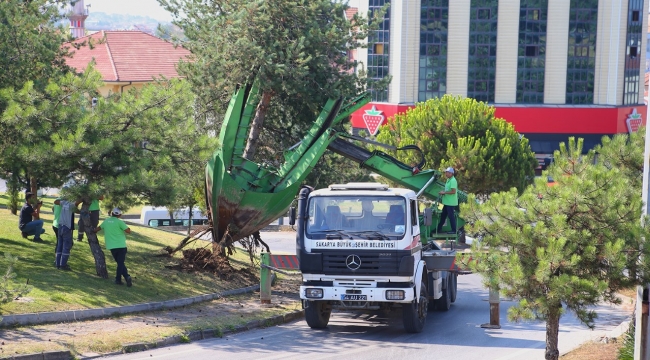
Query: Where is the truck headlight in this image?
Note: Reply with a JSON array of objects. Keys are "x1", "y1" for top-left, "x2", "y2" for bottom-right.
[
  {"x1": 305, "y1": 288, "x2": 323, "y2": 298},
  {"x1": 386, "y1": 290, "x2": 405, "y2": 300}
]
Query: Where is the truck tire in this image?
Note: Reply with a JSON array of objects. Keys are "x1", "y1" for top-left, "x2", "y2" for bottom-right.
[
  {"x1": 450, "y1": 273, "x2": 458, "y2": 303},
  {"x1": 436, "y1": 274, "x2": 451, "y2": 311},
  {"x1": 305, "y1": 300, "x2": 331, "y2": 329},
  {"x1": 403, "y1": 281, "x2": 428, "y2": 333}
]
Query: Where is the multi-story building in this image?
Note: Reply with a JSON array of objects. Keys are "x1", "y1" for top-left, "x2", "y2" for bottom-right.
[{"x1": 348, "y1": 0, "x2": 647, "y2": 168}]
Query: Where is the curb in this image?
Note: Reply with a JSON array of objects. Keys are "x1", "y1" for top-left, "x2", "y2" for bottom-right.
[
  {"x1": 4, "y1": 351, "x2": 71, "y2": 360},
  {"x1": 114, "y1": 309, "x2": 305, "y2": 358},
  {"x1": 0, "y1": 285, "x2": 259, "y2": 328},
  {"x1": 4, "y1": 310, "x2": 305, "y2": 360}
]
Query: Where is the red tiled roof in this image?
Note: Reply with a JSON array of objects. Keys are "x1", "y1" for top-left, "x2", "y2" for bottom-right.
[
  {"x1": 345, "y1": 7, "x2": 358, "y2": 21},
  {"x1": 64, "y1": 31, "x2": 191, "y2": 82}
]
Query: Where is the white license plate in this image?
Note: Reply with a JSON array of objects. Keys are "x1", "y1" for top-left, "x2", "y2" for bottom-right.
[{"x1": 341, "y1": 294, "x2": 367, "y2": 301}]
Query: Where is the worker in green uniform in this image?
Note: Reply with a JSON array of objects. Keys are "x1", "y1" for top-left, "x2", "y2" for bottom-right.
[
  {"x1": 437, "y1": 167, "x2": 458, "y2": 234},
  {"x1": 94, "y1": 208, "x2": 133, "y2": 287}
]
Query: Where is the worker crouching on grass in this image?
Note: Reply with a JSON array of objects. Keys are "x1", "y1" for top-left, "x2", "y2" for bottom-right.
[{"x1": 94, "y1": 208, "x2": 133, "y2": 287}]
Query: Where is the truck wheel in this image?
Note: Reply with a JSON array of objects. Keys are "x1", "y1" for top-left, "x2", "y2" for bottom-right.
[
  {"x1": 305, "y1": 300, "x2": 331, "y2": 329},
  {"x1": 450, "y1": 273, "x2": 458, "y2": 303},
  {"x1": 436, "y1": 274, "x2": 451, "y2": 311},
  {"x1": 403, "y1": 281, "x2": 428, "y2": 333}
]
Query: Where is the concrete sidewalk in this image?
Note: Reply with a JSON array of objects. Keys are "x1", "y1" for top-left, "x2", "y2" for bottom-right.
[{"x1": 1, "y1": 280, "x2": 305, "y2": 360}]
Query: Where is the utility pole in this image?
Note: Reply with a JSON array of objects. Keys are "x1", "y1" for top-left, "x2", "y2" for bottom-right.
[{"x1": 634, "y1": 105, "x2": 650, "y2": 360}]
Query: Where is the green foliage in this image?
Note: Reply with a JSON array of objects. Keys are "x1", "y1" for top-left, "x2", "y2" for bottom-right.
[
  {"x1": 618, "y1": 319, "x2": 635, "y2": 360},
  {"x1": 179, "y1": 334, "x2": 191, "y2": 343},
  {"x1": 594, "y1": 127, "x2": 644, "y2": 190},
  {"x1": 376, "y1": 95, "x2": 537, "y2": 197},
  {"x1": 6, "y1": 175, "x2": 20, "y2": 215},
  {"x1": 1, "y1": 253, "x2": 32, "y2": 315},
  {"x1": 0, "y1": 0, "x2": 76, "y2": 191},
  {"x1": 162, "y1": 0, "x2": 378, "y2": 108},
  {"x1": 160, "y1": 0, "x2": 383, "y2": 184},
  {"x1": 463, "y1": 137, "x2": 649, "y2": 359},
  {"x1": 0, "y1": 0, "x2": 71, "y2": 95},
  {"x1": 0, "y1": 66, "x2": 216, "y2": 209}
]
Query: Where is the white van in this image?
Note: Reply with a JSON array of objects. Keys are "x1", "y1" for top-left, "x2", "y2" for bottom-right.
[{"x1": 139, "y1": 206, "x2": 208, "y2": 228}]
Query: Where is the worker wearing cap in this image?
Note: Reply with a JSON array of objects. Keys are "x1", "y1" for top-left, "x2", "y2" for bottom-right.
[
  {"x1": 19, "y1": 192, "x2": 45, "y2": 242},
  {"x1": 437, "y1": 167, "x2": 458, "y2": 235},
  {"x1": 94, "y1": 208, "x2": 133, "y2": 287}
]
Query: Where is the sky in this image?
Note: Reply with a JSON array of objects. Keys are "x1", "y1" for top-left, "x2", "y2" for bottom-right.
[{"x1": 85, "y1": 0, "x2": 173, "y2": 22}]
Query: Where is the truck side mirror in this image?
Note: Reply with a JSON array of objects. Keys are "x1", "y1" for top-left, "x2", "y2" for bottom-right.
[
  {"x1": 423, "y1": 208, "x2": 432, "y2": 226},
  {"x1": 288, "y1": 207, "x2": 296, "y2": 225}
]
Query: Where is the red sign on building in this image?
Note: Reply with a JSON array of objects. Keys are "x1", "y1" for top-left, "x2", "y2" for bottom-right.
[{"x1": 350, "y1": 102, "x2": 647, "y2": 137}]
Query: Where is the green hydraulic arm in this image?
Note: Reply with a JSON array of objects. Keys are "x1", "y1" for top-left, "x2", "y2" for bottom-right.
[
  {"x1": 206, "y1": 81, "x2": 467, "y2": 245},
  {"x1": 205, "y1": 84, "x2": 370, "y2": 244},
  {"x1": 327, "y1": 136, "x2": 467, "y2": 234}
]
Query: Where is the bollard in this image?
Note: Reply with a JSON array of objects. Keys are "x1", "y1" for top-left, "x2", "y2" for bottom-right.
[
  {"x1": 481, "y1": 287, "x2": 501, "y2": 329},
  {"x1": 260, "y1": 252, "x2": 272, "y2": 304}
]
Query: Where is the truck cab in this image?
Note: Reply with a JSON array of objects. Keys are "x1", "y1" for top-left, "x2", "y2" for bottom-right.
[{"x1": 293, "y1": 183, "x2": 454, "y2": 333}]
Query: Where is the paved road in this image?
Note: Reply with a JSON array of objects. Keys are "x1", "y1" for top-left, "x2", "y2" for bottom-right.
[
  {"x1": 0, "y1": 179, "x2": 59, "y2": 196},
  {"x1": 101, "y1": 274, "x2": 631, "y2": 360},
  {"x1": 259, "y1": 230, "x2": 297, "y2": 254}
]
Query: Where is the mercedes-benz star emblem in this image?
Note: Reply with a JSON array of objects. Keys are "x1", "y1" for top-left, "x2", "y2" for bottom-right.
[{"x1": 346, "y1": 254, "x2": 361, "y2": 270}]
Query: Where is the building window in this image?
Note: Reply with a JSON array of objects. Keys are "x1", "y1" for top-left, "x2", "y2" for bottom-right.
[
  {"x1": 516, "y1": 0, "x2": 548, "y2": 104},
  {"x1": 565, "y1": 0, "x2": 597, "y2": 105},
  {"x1": 418, "y1": 0, "x2": 448, "y2": 102},
  {"x1": 367, "y1": 0, "x2": 391, "y2": 102},
  {"x1": 623, "y1": 0, "x2": 644, "y2": 105},
  {"x1": 467, "y1": 0, "x2": 498, "y2": 103}
]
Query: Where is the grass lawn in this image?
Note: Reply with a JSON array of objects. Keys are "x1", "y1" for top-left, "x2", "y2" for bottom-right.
[{"x1": 0, "y1": 194, "x2": 257, "y2": 315}]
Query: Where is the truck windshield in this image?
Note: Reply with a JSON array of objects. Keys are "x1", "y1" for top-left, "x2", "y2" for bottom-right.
[{"x1": 306, "y1": 196, "x2": 406, "y2": 240}]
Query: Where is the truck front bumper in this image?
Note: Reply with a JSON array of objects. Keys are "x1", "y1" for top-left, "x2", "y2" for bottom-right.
[{"x1": 300, "y1": 285, "x2": 416, "y2": 303}]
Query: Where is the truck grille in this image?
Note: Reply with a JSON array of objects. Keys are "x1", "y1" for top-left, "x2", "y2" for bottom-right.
[{"x1": 317, "y1": 250, "x2": 400, "y2": 276}]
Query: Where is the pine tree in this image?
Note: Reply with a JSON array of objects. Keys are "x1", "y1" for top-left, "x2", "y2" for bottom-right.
[
  {"x1": 463, "y1": 137, "x2": 650, "y2": 360},
  {"x1": 1, "y1": 68, "x2": 216, "y2": 278},
  {"x1": 160, "y1": 0, "x2": 385, "y2": 187},
  {"x1": 376, "y1": 95, "x2": 537, "y2": 197},
  {"x1": 0, "y1": 0, "x2": 75, "y2": 194}
]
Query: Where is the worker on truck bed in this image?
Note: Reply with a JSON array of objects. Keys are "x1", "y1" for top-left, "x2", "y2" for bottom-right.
[{"x1": 437, "y1": 167, "x2": 458, "y2": 234}]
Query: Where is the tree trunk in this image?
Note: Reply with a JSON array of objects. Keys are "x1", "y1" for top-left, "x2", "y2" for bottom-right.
[
  {"x1": 242, "y1": 91, "x2": 273, "y2": 160},
  {"x1": 80, "y1": 202, "x2": 108, "y2": 278},
  {"x1": 7, "y1": 175, "x2": 20, "y2": 215},
  {"x1": 187, "y1": 206, "x2": 193, "y2": 237},
  {"x1": 545, "y1": 305, "x2": 561, "y2": 360},
  {"x1": 30, "y1": 176, "x2": 38, "y2": 202}
]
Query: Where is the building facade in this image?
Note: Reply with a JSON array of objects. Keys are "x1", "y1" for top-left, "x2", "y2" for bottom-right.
[{"x1": 348, "y1": 0, "x2": 647, "y2": 167}]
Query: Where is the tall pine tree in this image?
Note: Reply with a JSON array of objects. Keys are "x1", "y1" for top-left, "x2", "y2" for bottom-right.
[
  {"x1": 160, "y1": 0, "x2": 385, "y2": 189},
  {"x1": 463, "y1": 137, "x2": 650, "y2": 360}
]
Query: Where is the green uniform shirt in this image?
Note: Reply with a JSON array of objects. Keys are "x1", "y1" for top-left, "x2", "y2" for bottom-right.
[
  {"x1": 52, "y1": 203, "x2": 61, "y2": 228},
  {"x1": 89, "y1": 199, "x2": 100, "y2": 211},
  {"x1": 442, "y1": 176, "x2": 458, "y2": 206},
  {"x1": 99, "y1": 217, "x2": 129, "y2": 250}
]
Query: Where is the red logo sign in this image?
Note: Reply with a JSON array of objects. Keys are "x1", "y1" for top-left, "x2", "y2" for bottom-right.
[
  {"x1": 362, "y1": 106, "x2": 386, "y2": 136},
  {"x1": 626, "y1": 108, "x2": 643, "y2": 133}
]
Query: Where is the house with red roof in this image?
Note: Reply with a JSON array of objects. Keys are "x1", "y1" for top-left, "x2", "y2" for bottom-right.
[{"x1": 64, "y1": 30, "x2": 191, "y2": 97}]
